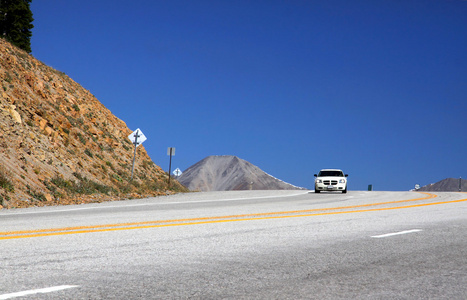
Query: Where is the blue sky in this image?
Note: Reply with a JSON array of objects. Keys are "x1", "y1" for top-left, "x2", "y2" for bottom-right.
[{"x1": 30, "y1": 1, "x2": 466, "y2": 191}]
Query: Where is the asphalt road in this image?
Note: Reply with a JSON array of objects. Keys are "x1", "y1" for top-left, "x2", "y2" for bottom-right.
[{"x1": 1, "y1": 190, "x2": 467, "y2": 299}]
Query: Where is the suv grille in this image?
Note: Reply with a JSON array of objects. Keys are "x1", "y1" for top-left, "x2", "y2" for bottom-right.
[{"x1": 324, "y1": 180, "x2": 338, "y2": 185}]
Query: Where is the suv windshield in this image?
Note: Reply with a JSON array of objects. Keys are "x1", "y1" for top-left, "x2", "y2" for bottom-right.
[{"x1": 318, "y1": 170, "x2": 344, "y2": 177}]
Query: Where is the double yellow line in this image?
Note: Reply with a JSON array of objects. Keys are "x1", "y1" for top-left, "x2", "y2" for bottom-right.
[{"x1": 1, "y1": 192, "x2": 466, "y2": 240}]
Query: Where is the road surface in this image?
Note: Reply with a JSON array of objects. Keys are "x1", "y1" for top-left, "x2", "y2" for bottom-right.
[{"x1": 1, "y1": 190, "x2": 466, "y2": 299}]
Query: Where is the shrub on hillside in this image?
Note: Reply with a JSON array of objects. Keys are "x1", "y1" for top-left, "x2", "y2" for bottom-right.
[{"x1": 0, "y1": 166, "x2": 14, "y2": 193}]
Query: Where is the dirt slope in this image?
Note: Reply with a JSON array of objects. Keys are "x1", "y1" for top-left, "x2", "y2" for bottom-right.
[{"x1": 0, "y1": 38, "x2": 185, "y2": 208}]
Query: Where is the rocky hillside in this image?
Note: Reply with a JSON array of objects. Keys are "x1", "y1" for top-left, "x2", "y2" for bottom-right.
[
  {"x1": 178, "y1": 155, "x2": 304, "y2": 191},
  {"x1": 417, "y1": 178, "x2": 466, "y2": 192},
  {"x1": 0, "y1": 38, "x2": 186, "y2": 209}
]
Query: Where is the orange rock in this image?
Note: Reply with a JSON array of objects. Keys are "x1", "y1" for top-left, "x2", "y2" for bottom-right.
[
  {"x1": 8, "y1": 105, "x2": 22, "y2": 124},
  {"x1": 39, "y1": 118, "x2": 47, "y2": 130},
  {"x1": 44, "y1": 127, "x2": 53, "y2": 136},
  {"x1": 44, "y1": 193, "x2": 53, "y2": 202}
]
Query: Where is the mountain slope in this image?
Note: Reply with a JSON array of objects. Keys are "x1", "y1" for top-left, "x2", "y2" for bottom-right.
[
  {"x1": 418, "y1": 178, "x2": 466, "y2": 192},
  {"x1": 178, "y1": 155, "x2": 303, "y2": 191},
  {"x1": 0, "y1": 38, "x2": 185, "y2": 208}
]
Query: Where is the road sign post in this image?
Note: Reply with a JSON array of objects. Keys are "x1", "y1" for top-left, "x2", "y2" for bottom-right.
[
  {"x1": 167, "y1": 147, "x2": 175, "y2": 187},
  {"x1": 128, "y1": 129, "x2": 147, "y2": 181}
]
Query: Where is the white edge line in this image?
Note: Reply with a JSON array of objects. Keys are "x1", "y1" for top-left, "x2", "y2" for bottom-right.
[
  {"x1": 0, "y1": 192, "x2": 310, "y2": 216},
  {"x1": 0, "y1": 285, "x2": 79, "y2": 299},
  {"x1": 371, "y1": 229, "x2": 423, "y2": 238}
]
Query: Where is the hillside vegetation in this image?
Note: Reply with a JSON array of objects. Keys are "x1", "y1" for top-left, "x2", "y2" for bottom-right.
[{"x1": 0, "y1": 38, "x2": 186, "y2": 208}]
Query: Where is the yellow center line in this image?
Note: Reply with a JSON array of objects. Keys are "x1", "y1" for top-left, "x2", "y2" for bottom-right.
[
  {"x1": 0, "y1": 192, "x2": 436, "y2": 235},
  {"x1": 1, "y1": 192, "x2": 465, "y2": 240}
]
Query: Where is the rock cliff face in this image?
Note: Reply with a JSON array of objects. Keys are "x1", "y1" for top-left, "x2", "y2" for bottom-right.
[
  {"x1": 178, "y1": 155, "x2": 304, "y2": 191},
  {"x1": 0, "y1": 38, "x2": 185, "y2": 208}
]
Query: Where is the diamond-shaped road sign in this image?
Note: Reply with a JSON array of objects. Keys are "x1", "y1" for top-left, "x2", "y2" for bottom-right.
[
  {"x1": 173, "y1": 168, "x2": 182, "y2": 177},
  {"x1": 128, "y1": 128, "x2": 147, "y2": 147}
]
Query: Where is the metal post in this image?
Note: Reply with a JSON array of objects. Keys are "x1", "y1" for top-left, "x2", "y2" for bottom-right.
[
  {"x1": 130, "y1": 130, "x2": 140, "y2": 181},
  {"x1": 167, "y1": 147, "x2": 175, "y2": 188},
  {"x1": 168, "y1": 148, "x2": 173, "y2": 187}
]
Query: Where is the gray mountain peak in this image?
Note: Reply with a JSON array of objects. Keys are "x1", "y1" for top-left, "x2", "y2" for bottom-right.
[{"x1": 178, "y1": 155, "x2": 303, "y2": 191}]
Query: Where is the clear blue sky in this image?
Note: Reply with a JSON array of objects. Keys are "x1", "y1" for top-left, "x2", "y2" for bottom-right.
[{"x1": 30, "y1": 0, "x2": 466, "y2": 191}]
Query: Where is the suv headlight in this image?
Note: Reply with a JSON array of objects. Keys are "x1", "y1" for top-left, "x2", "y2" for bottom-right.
[
  {"x1": 339, "y1": 179, "x2": 346, "y2": 183},
  {"x1": 316, "y1": 179, "x2": 322, "y2": 183}
]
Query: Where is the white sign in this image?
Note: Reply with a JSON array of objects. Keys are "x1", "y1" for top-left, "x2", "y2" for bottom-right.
[
  {"x1": 167, "y1": 147, "x2": 175, "y2": 156},
  {"x1": 128, "y1": 128, "x2": 147, "y2": 147},
  {"x1": 173, "y1": 168, "x2": 182, "y2": 177}
]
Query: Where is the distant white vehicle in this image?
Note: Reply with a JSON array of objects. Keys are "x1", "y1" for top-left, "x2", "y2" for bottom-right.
[{"x1": 314, "y1": 169, "x2": 348, "y2": 193}]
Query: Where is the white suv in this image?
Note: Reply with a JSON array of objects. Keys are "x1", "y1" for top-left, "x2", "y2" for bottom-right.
[{"x1": 314, "y1": 169, "x2": 348, "y2": 193}]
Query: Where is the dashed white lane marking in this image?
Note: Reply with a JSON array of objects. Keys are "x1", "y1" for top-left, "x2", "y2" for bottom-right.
[
  {"x1": 0, "y1": 285, "x2": 79, "y2": 299},
  {"x1": 371, "y1": 229, "x2": 423, "y2": 238}
]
